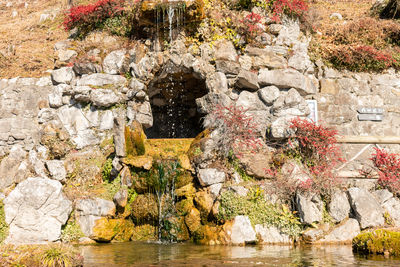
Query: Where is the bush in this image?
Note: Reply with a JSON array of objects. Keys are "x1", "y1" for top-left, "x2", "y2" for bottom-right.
[
  {"x1": 63, "y1": 0, "x2": 127, "y2": 37},
  {"x1": 269, "y1": 0, "x2": 309, "y2": 22},
  {"x1": 370, "y1": 147, "x2": 400, "y2": 196},
  {"x1": 267, "y1": 118, "x2": 344, "y2": 196},
  {"x1": 203, "y1": 104, "x2": 263, "y2": 158},
  {"x1": 218, "y1": 189, "x2": 302, "y2": 237},
  {"x1": 353, "y1": 229, "x2": 400, "y2": 256}
]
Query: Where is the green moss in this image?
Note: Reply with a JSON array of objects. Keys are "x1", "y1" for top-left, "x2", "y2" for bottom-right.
[
  {"x1": 102, "y1": 158, "x2": 113, "y2": 182},
  {"x1": 61, "y1": 215, "x2": 85, "y2": 243},
  {"x1": 353, "y1": 229, "x2": 400, "y2": 256},
  {"x1": 100, "y1": 175, "x2": 122, "y2": 201},
  {"x1": 125, "y1": 122, "x2": 146, "y2": 157},
  {"x1": 218, "y1": 190, "x2": 302, "y2": 237},
  {"x1": 131, "y1": 224, "x2": 157, "y2": 241},
  {"x1": 229, "y1": 156, "x2": 253, "y2": 181},
  {"x1": 0, "y1": 200, "x2": 9, "y2": 243}
]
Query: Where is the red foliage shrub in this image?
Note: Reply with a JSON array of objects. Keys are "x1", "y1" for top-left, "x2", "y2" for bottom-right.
[
  {"x1": 267, "y1": 118, "x2": 344, "y2": 196},
  {"x1": 63, "y1": 0, "x2": 125, "y2": 33},
  {"x1": 269, "y1": 0, "x2": 309, "y2": 22},
  {"x1": 204, "y1": 104, "x2": 263, "y2": 158},
  {"x1": 328, "y1": 45, "x2": 398, "y2": 72},
  {"x1": 371, "y1": 147, "x2": 400, "y2": 196},
  {"x1": 241, "y1": 12, "x2": 263, "y2": 39}
]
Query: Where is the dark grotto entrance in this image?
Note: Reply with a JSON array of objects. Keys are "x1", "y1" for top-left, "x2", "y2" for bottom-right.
[{"x1": 145, "y1": 71, "x2": 207, "y2": 139}]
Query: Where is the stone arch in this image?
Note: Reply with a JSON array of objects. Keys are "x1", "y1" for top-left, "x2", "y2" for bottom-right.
[{"x1": 144, "y1": 58, "x2": 208, "y2": 138}]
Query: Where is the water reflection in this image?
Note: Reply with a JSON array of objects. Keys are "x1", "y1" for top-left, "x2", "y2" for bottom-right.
[{"x1": 81, "y1": 242, "x2": 400, "y2": 266}]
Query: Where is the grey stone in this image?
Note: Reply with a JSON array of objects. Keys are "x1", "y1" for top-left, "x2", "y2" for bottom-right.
[
  {"x1": 373, "y1": 189, "x2": 393, "y2": 204},
  {"x1": 28, "y1": 150, "x2": 47, "y2": 178},
  {"x1": 48, "y1": 86, "x2": 64, "y2": 108},
  {"x1": 197, "y1": 168, "x2": 226, "y2": 186},
  {"x1": 255, "y1": 225, "x2": 292, "y2": 244},
  {"x1": 129, "y1": 78, "x2": 145, "y2": 91},
  {"x1": 302, "y1": 228, "x2": 324, "y2": 243},
  {"x1": 4, "y1": 177, "x2": 72, "y2": 244},
  {"x1": 347, "y1": 187, "x2": 384, "y2": 229},
  {"x1": 258, "y1": 86, "x2": 280, "y2": 105},
  {"x1": 320, "y1": 219, "x2": 360, "y2": 243},
  {"x1": 236, "y1": 70, "x2": 259, "y2": 91},
  {"x1": 209, "y1": 183, "x2": 223, "y2": 199},
  {"x1": 77, "y1": 73, "x2": 127, "y2": 87},
  {"x1": 228, "y1": 186, "x2": 249, "y2": 197},
  {"x1": 45, "y1": 160, "x2": 66, "y2": 182},
  {"x1": 236, "y1": 91, "x2": 266, "y2": 111},
  {"x1": 90, "y1": 89, "x2": 120, "y2": 108},
  {"x1": 57, "y1": 49, "x2": 77, "y2": 63},
  {"x1": 206, "y1": 72, "x2": 228, "y2": 93},
  {"x1": 0, "y1": 145, "x2": 29, "y2": 190},
  {"x1": 328, "y1": 191, "x2": 351, "y2": 223},
  {"x1": 100, "y1": 110, "x2": 114, "y2": 130},
  {"x1": 216, "y1": 60, "x2": 241, "y2": 75},
  {"x1": 330, "y1": 13, "x2": 343, "y2": 20},
  {"x1": 229, "y1": 215, "x2": 257, "y2": 245},
  {"x1": 276, "y1": 21, "x2": 300, "y2": 46},
  {"x1": 214, "y1": 39, "x2": 237, "y2": 62},
  {"x1": 51, "y1": 67, "x2": 75, "y2": 85},
  {"x1": 381, "y1": 197, "x2": 400, "y2": 226},
  {"x1": 258, "y1": 69, "x2": 317, "y2": 95},
  {"x1": 38, "y1": 108, "x2": 57, "y2": 124},
  {"x1": 268, "y1": 24, "x2": 283, "y2": 35},
  {"x1": 127, "y1": 101, "x2": 153, "y2": 128},
  {"x1": 281, "y1": 160, "x2": 312, "y2": 184},
  {"x1": 103, "y1": 49, "x2": 128, "y2": 75},
  {"x1": 75, "y1": 198, "x2": 116, "y2": 237},
  {"x1": 73, "y1": 62, "x2": 102, "y2": 75},
  {"x1": 196, "y1": 93, "x2": 232, "y2": 114},
  {"x1": 271, "y1": 88, "x2": 310, "y2": 117},
  {"x1": 245, "y1": 46, "x2": 287, "y2": 69},
  {"x1": 270, "y1": 116, "x2": 297, "y2": 139},
  {"x1": 192, "y1": 58, "x2": 215, "y2": 80},
  {"x1": 113, "y1": 110, "x2": 126, "y2": 157},
  {"x1": 296, "y1": 193, "x2": 323, "y2": 224},
  {"x1": 113, "y1": 188, "x2": 128, "y2": 208}
]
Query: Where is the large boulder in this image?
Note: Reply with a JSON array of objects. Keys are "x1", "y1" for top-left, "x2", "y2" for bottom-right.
[
  {"x1": 77, "y1": 73, "x2": 127, "y2": 87},
  {"x1": 223, "y1": 215, "x2": 257, "y2": 245},
  {"x1": 51, "y1": 67, "x2": 75, "y2": 85},
  {"x1": 4, "y1": 177, "x2": 72, "y2": 244},
  {"x1": 206, "y1": 72, "x2": 228, "y2": 94},
  {"x1": 75, "y1": 198, "x2": 116, "y2": 237},
  {"x1": 347, "y1": 187, "x2": 384, "y2": 229},
  {"x1": 0, "y1": 145, "x2": 29, "y2": 190},
  {"x1": 319, "y1": 218, "x2": 360, "y2": 243},
  {"x1": 328, "y1": 190, "x2": 351, "y2": 223},
  {"x1": 296, "y1": 192, "x2": 323, "y2": 225},
  {"x1": 103, "y1": 50, "x2": 128, "y2": 75},
  {"x1": 258, "y1": 69, "x2": 317, "y2": 95},
  {"x1": 214, "y1": 39, "x2": 237, "y2": 62},
  {"x1": 255, "y1": 225, "x2": 292, "y2": 244},
  {"x1": 197, "y1": 168, "x2": 226, "y2": 186},
  {"x1": 90, "y1": 89, "x2": 121, "y2": 108}
]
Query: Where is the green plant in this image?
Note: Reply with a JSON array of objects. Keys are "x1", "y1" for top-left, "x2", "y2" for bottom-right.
[
  {"x1": 0, "y1": 200, "x2": 8, "y2": 243},
  {"x1": 61, "y1": 215, "x2": 85, "y2": 243},
  {"x1": 353, "y1": 229, "x2": 400, "y2": 256},
  {"x1": 218, "y1": 190, "x2": 302, "y2": 237},
  {"x1": 101, "y1": 175, "x2": 122, "y2": 201},
  {"x1": 41, "y1": 244, "x2": 80, "y2": 267},
  {"x1": 102, "y1": 157, "x2": 113, "y2": 182}
]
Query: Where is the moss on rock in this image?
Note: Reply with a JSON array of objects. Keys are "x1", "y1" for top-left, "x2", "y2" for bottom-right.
[
  {"x1": 125, "y1": 120, "x2": 146, "y2": 157},
  {"x1": 130, "y1": 194, "x2": 159, "y2": 223},
  {"x1": 131, "y1": 224, "x2": 157, "y2": 241},
  {"x1": 92, "y1": 218, "x2": 134, "y2": 242},
  {"x1": 353, "y1": 229, "x2": 400, "y2": 256},
  {"x1": 0, "y1": 200, "x2": 9, "y2": 243}
]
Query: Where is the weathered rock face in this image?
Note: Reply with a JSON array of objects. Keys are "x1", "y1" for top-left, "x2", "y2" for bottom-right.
[
  {"x1": 319, "y1": 219, "x2": 360, "y2": 243},
  {"x1": 255, "y1": 225, "x2": 292, "y2": 244},
  {"x1": 223, "y1": 215, "x2": 257, "y2": 245},
  {"x1": 75, "y1": 198, "x2": 116, "y2": 237},
  {"x1": 45, "y1": 160, "x2": 66, "y2": 182},
  {"x1": 4, "y1": 177, "x2": 72, "y2": 244},
  {"x1": 296, "y1": 193, "x2": 323, "y2": 225},
  {"x1": 197, "y1": 168, "x2": 226, "y2": 186},
  {"x1": 0, "y1": 145, "x2": 29, "y2": 190},
  {"x1": 328, "y1": 190, "x2": 351, "y2": 223},
  {"x1": 347, "y1": 187, "x2": 384, "y2": 229}
]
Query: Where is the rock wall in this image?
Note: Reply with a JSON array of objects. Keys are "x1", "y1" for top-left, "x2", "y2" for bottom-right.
[{"x1": 1, "y1": 19, "x2": 400, "y2": 245}]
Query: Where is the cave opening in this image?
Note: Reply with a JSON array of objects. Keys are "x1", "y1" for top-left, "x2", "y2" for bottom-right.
[{"x1": 145, "y1": 71, "x2": 207, "y2": 139}]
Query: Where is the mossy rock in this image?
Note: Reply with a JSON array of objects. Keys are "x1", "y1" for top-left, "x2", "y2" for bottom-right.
[
  {"x1": 353, "y1": 229, "x2": 400, "y2": 256},
  {"x1": 130, "y1": 194, "x2": 158, "y2": 223},
  {"x1": 92, "y1": 218, "x2": 134, "y2": 242},
  {"x1": 184, "y1": 207, "x2": 202, "y2": 234},
  {"x1": 162, "y1": 216, "x2": 190, "y2": 242},
  {"x1": 131, "y1": 224, "x2": 157, "y2": 241},
  {"x1": 194, "y1": 224, "x2": 224, "y2": 245},
  {"x1": 187, "y1": 129, "x2": 210, "y2": 163},
  {"x1": 0, "y1": 200, "x2": 9, "y2": 243},
  {"x1": 113, "y1": 220, "x2": 135, "y2": 242},
  {"x1": 131, "y1": 173, "x2": 150, "y2": 194},
  {"x1": 123, "y1": 155, "x2": 153, "y2": 170},
  {"x1": 125, "y1": 120, "x2": 146, "y2": 157},
  {"x1": 176, "y1": 198, "x2": 194, "y2": 216},
  {"x1": 194, "y1": 191, "x2": 214, "y2": 224},
  {"x1": 175, "y1": 182, "x2": 196, "y2": 198},
  {"x1": 178, "y1": 154, "x2": 193, "y2": 171},
  {"x1": 175, "y1": 171, "x2": 194, "y2": 189}
]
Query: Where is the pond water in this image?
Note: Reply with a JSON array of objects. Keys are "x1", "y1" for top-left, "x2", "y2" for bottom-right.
[{"x1": 81, "y1": 242, "x2": 400, "y2": 266}]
